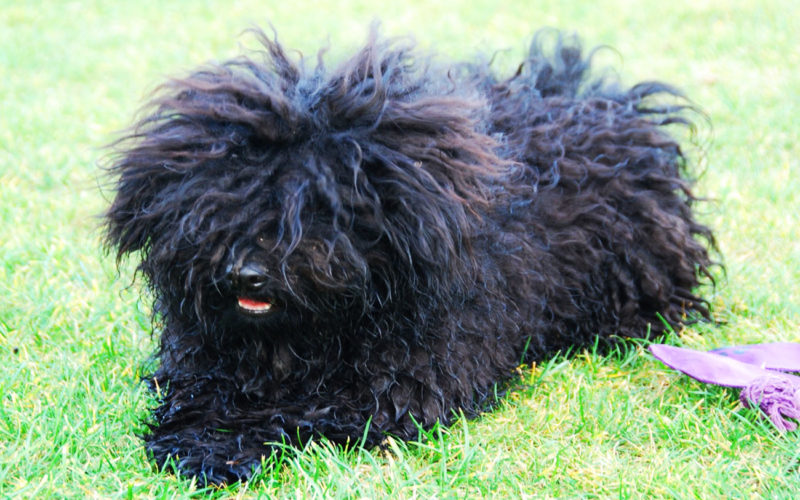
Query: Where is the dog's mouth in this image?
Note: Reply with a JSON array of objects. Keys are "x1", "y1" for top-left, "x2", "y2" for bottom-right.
[{"x1": 237, "y1": 297, "x2": 274, "y2": 315}]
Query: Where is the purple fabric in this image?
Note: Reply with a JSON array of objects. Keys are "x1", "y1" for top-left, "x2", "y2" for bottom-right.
[
  {"x1": 710, "y1": 343, "x2": 800, "y2": 372},
  {"x1": 740, "y1": 376, "x2": 800, "y2": 431},
  {"x1": 649, "y1": 343, "x2": 800, "y2": 432},
  {"x1": 648, "y1": 344, "x2": 800, "y2": 387}
]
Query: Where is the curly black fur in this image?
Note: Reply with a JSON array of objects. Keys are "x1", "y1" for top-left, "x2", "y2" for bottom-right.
[{"x1": 105, "y1": 28, "x2": 715, "y2": 484}]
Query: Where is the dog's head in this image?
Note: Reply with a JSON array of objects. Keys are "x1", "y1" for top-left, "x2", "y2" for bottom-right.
[{"x1": 105, "y1": 30, "x2": 506, "y2": 333}]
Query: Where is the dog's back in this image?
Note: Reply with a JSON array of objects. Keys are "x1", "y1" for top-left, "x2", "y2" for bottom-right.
[{"x1": 473, "y1": 34, "x2": 714, "y2": 358}]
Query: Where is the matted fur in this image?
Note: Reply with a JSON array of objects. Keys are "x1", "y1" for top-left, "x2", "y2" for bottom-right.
[{"x1": 105, "y1": 29, "x2": 715, "y2": 484}]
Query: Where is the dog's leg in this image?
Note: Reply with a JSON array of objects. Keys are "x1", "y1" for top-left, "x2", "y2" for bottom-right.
[{"x1": 143, "y1": 369, "x2": 385, "y2": 485}]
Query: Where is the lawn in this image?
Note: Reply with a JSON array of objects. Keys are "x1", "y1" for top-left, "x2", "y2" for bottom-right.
[{"x1": 1, "y1": 0, "x2": 798, "y2": 497}]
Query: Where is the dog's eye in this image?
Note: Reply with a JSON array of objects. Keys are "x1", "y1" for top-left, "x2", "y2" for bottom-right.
[{"x1": 256, "y1": 235, "x2": 268, "y2": 247}]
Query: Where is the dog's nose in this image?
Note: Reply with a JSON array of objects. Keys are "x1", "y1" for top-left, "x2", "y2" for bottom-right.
[{"x1": 230, "y1": 263, "x2": 269, "y2": 292}]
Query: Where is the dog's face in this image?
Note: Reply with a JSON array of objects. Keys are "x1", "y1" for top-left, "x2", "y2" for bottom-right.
[
  {"x1": 105, "y1": 34, "x2": 504, "y2": 335},
  {"x1": 108, "y1": 133, "x2": 388, "y2": 333}
]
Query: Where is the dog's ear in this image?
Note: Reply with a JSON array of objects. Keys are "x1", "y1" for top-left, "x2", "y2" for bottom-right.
[
  {"x1": 103, "y1": 155, "x2": 180, "y2": 260},
  {"x1": 104, "y1": 33, "x2": 310, "y2": 261}
]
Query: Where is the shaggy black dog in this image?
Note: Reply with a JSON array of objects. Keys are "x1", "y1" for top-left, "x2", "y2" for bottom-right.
[{"x1": 105, "y1": 29, "x2": 715, "y2": 484}]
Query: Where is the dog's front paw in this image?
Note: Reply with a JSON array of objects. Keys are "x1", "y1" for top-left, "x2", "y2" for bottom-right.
[{"x1": 145, "y1": 428, "x2": 269, "y2": 485}]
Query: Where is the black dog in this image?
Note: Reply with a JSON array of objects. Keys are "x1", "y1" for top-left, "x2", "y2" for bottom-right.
[{"x1": 105, "y1": 29, "x2": 714, "y2": 484}]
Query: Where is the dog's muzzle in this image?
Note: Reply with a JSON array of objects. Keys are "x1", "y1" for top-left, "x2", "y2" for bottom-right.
[{"x1": 228, "y1": 262, "x2": 274, "y2": 315}]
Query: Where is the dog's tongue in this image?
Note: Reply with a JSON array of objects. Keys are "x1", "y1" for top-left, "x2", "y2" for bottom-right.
[{"x1": 238, "y1": 297, "x2": 272, "y2": 312}]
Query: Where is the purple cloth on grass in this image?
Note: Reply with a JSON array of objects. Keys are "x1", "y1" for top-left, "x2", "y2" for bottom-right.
[
  {"x1": 710, "y1": 342, "x2": 800, "y2": 372},
  {"x1": 649, "y1": 343, "x2": 800, "y2": 432}
]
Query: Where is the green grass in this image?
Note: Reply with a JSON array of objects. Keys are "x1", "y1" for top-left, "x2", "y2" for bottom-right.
[{"x1": 1, "y1": 0, "x2": 799, "y2": 497}]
